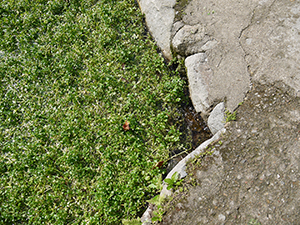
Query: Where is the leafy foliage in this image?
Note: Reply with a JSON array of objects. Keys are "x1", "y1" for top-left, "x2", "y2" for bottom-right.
[
  {"x1": 164, "y1": 172, "x2": 183, "y2": 190},
  {"x1": 0, "y1": 0, "x2": 188, "y2": 224},
  {"x1": 147, "y1": 194, "x2": 165, "y2": 223}
]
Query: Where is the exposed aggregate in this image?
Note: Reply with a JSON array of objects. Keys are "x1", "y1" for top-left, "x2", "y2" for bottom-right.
[{"x1": 160, "y1": 82, "x2": 300, "y2": 225}]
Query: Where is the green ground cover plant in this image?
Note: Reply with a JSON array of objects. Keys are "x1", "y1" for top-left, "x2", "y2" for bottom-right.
[
  {"x1": 225, "y1": 110, "x2": 237, "y2": 122},
  {"x1": 164, "y1": 172, "x2": 183, "y2": 191},
  {"x1": 0, "y1": 0, "x2": 188, "y2": 224}
]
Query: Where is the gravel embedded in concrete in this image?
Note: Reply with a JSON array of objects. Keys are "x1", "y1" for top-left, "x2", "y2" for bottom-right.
[{"x1": 160, "y1": 82, "x2": 300, "y2": 225}]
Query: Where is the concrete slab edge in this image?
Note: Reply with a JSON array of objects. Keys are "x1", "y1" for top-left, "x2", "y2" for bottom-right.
[
  {"x1": 160, "y1": 127, "x2": 226, "y2": 197},
  {"x1": 135, "y1": 0, "x2": 176, "y2": 61},
  {"x1": 141, "y1": 128, "x2": 226, "y2": 224}
]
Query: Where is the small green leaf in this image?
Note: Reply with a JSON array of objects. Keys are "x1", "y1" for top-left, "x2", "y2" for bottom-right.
[
  {"x1": 148, "y1": 183, "x2": 157, "y2": 189},
  {"x1": 147, "y1": 195, "x2": 160, "y2": 205},
  {"x1": 152, "y1": 216, "x2": 159, "y2": 222},
  {"x1": 175, "y1": 180, "x2": 182, "y2": 186},
  {"x1": 164, "y1": 178, "x2": 173, "y2": 185},
  {"x1": 171, "y1": 172, "x2": 179, "y2": 181},
  {"x1": 166, "y1": 185, "x2": 172, "y2": 190}
]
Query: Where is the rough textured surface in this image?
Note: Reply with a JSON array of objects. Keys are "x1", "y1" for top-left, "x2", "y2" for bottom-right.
[
  {"x1": 179, "y1": 0, "x2": 299, "y2": 113},
  {"x1": 177, "y1": 0, "x2": 255, "y2": 113},
  {"x1": 240, "y1": 0, "x2": 300, "y2": 97},
  {"x1": 160, "y1": 128, "x2": 225, "y2": 198},
  {"x1": 160, "y1": 82, "x2": 300, "y2": 224},
  {"x1": 138, "y1": 0, "x2": 300, "y2": 224},
  {"x1": 138, "y1": 0, "x2": 300, "y2": 107},
  {"x1": 136, "y1": 0, "x2": 176, "y2": 61},
  {"x1": 172, "y1": 24, "x2": 209, "y2": 57},
  {"x1": 207, "y1": 102, "x2": 225, "y2": 135},
  {"x1": 142, "y1": 129, "x2": 225, "y2": 225}
]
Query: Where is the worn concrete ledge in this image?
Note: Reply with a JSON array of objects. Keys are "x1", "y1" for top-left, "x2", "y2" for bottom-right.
[
  {"x1": 141, "y1": 128, "x2": 226, "y2": 224},
  {"x1": 160, "y1": 127, "x2": 226, "y2": 197},
  {"x1": 136, "y1": 0, "x2": 176, "y2": 61},
  {"x1": 138, "y1": 0, "x2": 300, "y2": 224}
]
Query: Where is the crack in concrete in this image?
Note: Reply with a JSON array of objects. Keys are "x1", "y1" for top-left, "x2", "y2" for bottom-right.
[
  {"x1": 215, "y1": 54, "x2": 223, "y2": 68},
  {"x1": 238, "y1": 6, "x2": 256, "y2": 39},
  {"x1": 239, "y1": 0, "x2": 277, "y2": 41},
  {"x1": 237, "y1": 0, "x2": 278, "y2": 101},
  {"x1": 171, "y1": 22, "x2": 185, "y2": 40},
  {"x1": 239, "y1": 0, "x2": 277, "y2": 39},
  {"x1": 140, "y1": 0, "x2": 300, "y2": 223}
]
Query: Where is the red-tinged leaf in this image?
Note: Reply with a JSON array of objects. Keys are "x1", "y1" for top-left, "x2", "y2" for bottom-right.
[
  {"x1": 152, "y1": 161, "x2": 164, "y2": 169},
  {"x1": 123, "y1": 121, "x2": 130, "y2": 131}
]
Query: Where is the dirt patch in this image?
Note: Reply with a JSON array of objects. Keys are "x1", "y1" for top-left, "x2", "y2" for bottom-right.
[{"x1": 160, "y1": 81, "x2": 300, "y2": 224}]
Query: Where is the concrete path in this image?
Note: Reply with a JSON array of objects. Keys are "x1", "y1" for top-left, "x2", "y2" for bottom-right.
[
  {"x1": 160, "y1": 82, "x2": 300, "y2": 224},
  {"x1": 138, "y1": 0, "x2": 300, "y2": 116},
  {"x1": 138, "y1": 0, "x2": 300, "y2": 224}
]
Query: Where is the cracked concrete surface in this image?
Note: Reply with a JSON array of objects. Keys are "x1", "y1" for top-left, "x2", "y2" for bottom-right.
[
  {"x1": 160, "y1": 82, "x2": 300, "y2": 225},
  {"x1": 176, "y1": 0, "x2": 256, "y2": 114},
  {"x1": 139, "y1": 0, "x2": 300, "y2": 224},
  {"x1": 240, "y1": 0, "x2": 300, "y2": 97},
  {"x1": 139, "y1": 0, "x2": 300, "y2": 115},
  {"x1": 178, "y1": 0, "x2": 300, "y2": 114}
]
